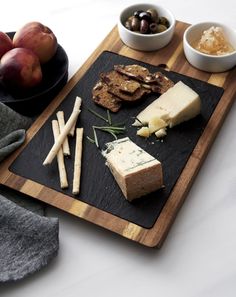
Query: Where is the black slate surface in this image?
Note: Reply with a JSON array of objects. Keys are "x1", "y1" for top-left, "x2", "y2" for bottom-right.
[{"x1": 9, "y1": 51, "x2": 224, "y2": 229}]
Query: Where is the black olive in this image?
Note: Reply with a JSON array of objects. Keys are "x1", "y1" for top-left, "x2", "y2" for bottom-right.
[
  {"x1": 140, "y1": 19, "x2": 149, "y2": 34},
  {"x1": 139, "y1": 11, "x2": 152, "y2": 22},
  {"x1": 133, "y1": 10, "x2": 144, "y2": 19}
]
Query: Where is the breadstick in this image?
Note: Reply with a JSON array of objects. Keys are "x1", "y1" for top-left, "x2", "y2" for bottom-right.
[
  {"x1": 51, "y1": 120, "x2": 68, "y2": 189},
  {"x1": 56, "y1": 111, "x2": 70, "y2": 157},
  {"x1": 43, "y1": 97, "x2": 81, "y2": 165},
  {"x1": 72, "y1": 128, "x2": 83, "y2": 195},
  {"x1": 69, "y1": 96, "x2": 82, "y2": 137}
]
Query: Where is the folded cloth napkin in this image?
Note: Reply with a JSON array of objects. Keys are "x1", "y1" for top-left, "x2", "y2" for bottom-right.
[
  {"x1": 0, "y1": 195, "x2": 59, "y2": 282},
  {"x1": 0, "y1": 102, "x2": 59, "y2": 282},
  {"x1": 0, "y1": 102, "x2": 45, "y2": 212},
  {"x1": 0, "y1": 102, "x2": 31, "y2": 162}
]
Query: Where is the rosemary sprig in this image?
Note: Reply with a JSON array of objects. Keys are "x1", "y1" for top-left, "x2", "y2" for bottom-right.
[
  {"x1": 107, "y1": 110, "x2": 112, "y2": 125},
  {"x1": 88, "y1": 108, "x2": 109, "y2": 123},
  {"x1": 92, "y1": 126, "x2": 99, "y2": 147},
  {"x1": 93, "y1": 126, "x2": 126, "y2": 132},
  {"x1": 86, "y1": 136, "x2": 95, "y2": 144},
  {"x1": 87, "y1": 108, "x2": 126, "y2": 147}
]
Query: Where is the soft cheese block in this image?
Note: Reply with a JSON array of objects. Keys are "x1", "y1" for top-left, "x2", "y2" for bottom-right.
[
  {"x1": 133, "y1": 81, "x2": 201, "y2": 128},
  {"x1": 103, "y1": 137, "x2": 163, "y2": 201}
]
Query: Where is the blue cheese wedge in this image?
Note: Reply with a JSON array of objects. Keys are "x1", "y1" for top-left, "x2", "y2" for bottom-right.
[
  {"x1": 103, "y1": 137, "x2": 163, "y2": 201},
  {"x1": 133, "y1": 81, "x2": 201, "y2": 128}
]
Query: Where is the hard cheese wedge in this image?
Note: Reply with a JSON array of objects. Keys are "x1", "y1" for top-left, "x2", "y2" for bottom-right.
[
  {"x1": 103, "y1": 137, "x2": 163, "y2": 201},
  {"x1": 133, "y1": 81, "x2": 201, "y2": 128}
]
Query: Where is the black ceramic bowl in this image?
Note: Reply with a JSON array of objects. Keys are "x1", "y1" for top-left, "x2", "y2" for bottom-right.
[{"x1": 0, "y1": 32, "x2": 68, "y2": 116}]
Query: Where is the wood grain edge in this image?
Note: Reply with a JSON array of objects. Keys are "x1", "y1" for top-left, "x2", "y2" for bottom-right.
[{"x1": 2, "y1": 172, "x2": 142, "y2": 240}]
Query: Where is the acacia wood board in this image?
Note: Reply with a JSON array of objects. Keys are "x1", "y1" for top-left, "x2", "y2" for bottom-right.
[{"x1": 0, "y1": 21, "x2": 235, "y2": 247}]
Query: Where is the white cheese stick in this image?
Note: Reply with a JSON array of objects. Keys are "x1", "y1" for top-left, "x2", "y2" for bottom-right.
[
  {"x1": 51, "y1": 120, "x2": 68, "y2": 189},
  {"x1": 69, "y1": 96, "x2": 82, "y2": 137},
  {"x1": 72, "y1": 128, "x2": 83, "y2": 195},
  {"x1": 43, "y1": 97, "x2": 81, "y2": 165},
  {"x1": 56, "y1": 111, "x2": 70, "y2": 157}
]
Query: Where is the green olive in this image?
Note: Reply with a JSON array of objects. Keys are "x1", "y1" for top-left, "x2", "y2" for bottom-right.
[
  {"x1": 146, "y1": 8, "x2": 158, "y2": 23},
  {"x1": 159, "y1": 17, "x2": 170, "y2": 28},
  {"x1": 157, "y1": 24, "x2": 168, "y2": 33},
  {"x1": 131, "y1": 16, "x2": 140, "y2": 31},
  {"x1": 125, "y1": 20, "x2": 132, "y2": 30}
]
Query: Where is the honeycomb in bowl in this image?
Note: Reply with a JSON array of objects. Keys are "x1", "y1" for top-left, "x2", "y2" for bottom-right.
[{"x1": 194, "y1": 26, "x2": 235, "y2": 55}]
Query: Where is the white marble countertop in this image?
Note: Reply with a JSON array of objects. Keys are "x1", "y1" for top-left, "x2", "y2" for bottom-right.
[{"x1": 1, "y1": 0, "x2": 236, "y2": 296}]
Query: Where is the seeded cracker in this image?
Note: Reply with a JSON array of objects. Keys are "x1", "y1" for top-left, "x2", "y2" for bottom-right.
[
  {"x1": 101, "y1": 71, "x2": 150, "y2": 102},
  {"x1": 92, "y1": 80, "x2": 122, "y2": 112},
  {"x1": 148, "y1": 72, "x2": 174, "y2": 94},
  {"x1": 114, "y1": 64, "x2": 150, "y2": 82},
  {"x1": 114, "y1": 65, "x2": 174, "y2": 94}
]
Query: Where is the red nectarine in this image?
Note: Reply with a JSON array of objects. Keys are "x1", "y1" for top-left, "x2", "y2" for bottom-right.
[
  {"x1": 13, "y1": 22, "x2": 58, "y2": 63},
  {"x1": 0, "y1": 32, "x2": 13, "y2": 59},
  {"x1": 0, "y1": 48, "x2": 42, "y2": 89}
]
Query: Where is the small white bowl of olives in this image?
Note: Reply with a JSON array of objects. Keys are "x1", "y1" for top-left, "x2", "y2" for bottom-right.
[{"x1": 118, "y1": 3, "x2": 175, "y2": 51}]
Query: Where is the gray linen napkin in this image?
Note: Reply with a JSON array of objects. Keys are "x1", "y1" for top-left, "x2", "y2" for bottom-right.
[
  {"x1": 0, "y1": 102, "x2": 31, "y2": 141},
  {"x1": 0, "y1": 102, "x2": 31, "y2": 162},
  {"x1": 0, "y1": 102, "x2": 44, "y2": 212},
  {"x1": 0, "y1": 195, "x2": 59, "y2": 282},
  {"x1": 0, "y1": 102, "x2": 59, "y2": 282}
]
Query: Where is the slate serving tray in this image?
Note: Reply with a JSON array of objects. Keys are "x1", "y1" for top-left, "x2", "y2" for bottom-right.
[
  {"x1": 9, "y1": 51, "x2": 224, "y2": 229},
  {"x1": 0, "y1": 22, "x2": 234, "y2": 247}
]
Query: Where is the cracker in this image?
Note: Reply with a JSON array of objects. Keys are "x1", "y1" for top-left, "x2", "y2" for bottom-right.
[
  {"x1": 92, "y1": 80, "x2": 122, "y2": 112},
  {"x1": 101, "y1": 71, "x2": 150, "y2": 102}
]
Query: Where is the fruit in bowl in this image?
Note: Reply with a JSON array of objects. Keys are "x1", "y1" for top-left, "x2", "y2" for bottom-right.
[
  {"x1": 0, "y1": 48, "x2": 42, "y2": 89},
  {"x1": 0, "y1": 32, "x2": 13, "y2": 59},
  {"x1": 13, "y1": 22, "x2": 58, "y2": 64},
  {"x1": 0, "y1": 21, "x2": 58, "y2": 91},
  {"x1": 0, "y1": 22, "x2": 68, "y2": 115}
]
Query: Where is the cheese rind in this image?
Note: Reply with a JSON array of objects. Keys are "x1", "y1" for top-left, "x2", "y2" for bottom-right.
[
  {"x1": 103, "y1": 137, "x2": 163, "y2": 201},
  {"x1": 133, "y1": 81, "x2": 201, "y2": 128}
]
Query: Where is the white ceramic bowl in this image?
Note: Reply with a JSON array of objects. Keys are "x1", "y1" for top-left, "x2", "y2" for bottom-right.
[
  {"x1": 118, "y1": 3, "x2": 175, "y2": 51},
  {"x1": 183, "y1": 22, "x2": 236, "y2": 72}
]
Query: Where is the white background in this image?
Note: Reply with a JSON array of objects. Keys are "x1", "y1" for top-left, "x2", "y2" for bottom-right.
[{"x1": 0, "y1": 0, "x2": 236, "y2": 296}]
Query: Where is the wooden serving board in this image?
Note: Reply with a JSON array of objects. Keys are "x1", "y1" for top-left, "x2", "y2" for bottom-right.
[{"x1": 0, "y1": 21, "x2": 235, "y2": 247}]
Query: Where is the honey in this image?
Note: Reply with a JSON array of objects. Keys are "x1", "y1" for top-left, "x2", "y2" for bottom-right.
[{"x1": 194, "y1": 26, "x2": 235, "y2": 56}]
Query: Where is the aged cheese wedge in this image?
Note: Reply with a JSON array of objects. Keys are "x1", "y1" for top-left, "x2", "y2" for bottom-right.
[
  {"x1": 103, "y1": 137, "x2": 163, "y2": 201},
  {"x1": 133, "y1": 107, "x2": 168, "y2": 126},
  {"x1": 133, "y1": 81, "x2": 201, "y2": 128}
]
